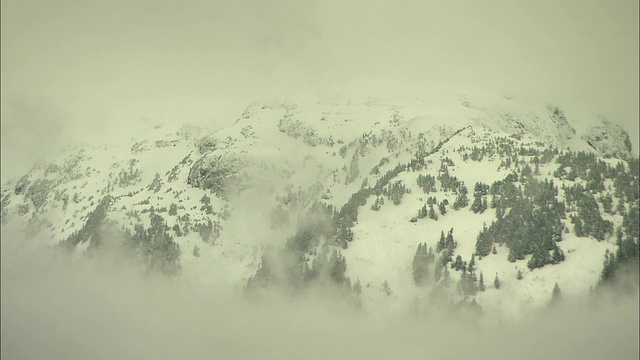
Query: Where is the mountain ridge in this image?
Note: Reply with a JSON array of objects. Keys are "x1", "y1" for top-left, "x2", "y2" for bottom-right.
[{"x1": 1, "y1": 93, "x2": 638, "y2": 321}]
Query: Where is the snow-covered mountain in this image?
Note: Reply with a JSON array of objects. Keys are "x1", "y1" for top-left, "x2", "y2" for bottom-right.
[{"x1": 1, "y1": 92, "x2": 638, "y2": 321}]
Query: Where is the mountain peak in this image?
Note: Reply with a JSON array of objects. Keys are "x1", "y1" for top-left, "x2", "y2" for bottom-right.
[{"x1": 1, "y1": 93, "x2": 637, "y2": 322}]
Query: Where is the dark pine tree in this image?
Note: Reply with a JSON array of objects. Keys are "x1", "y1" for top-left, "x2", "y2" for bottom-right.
[
  {"x1": 445, "y1": 228, "x2": 456, "y2": 251},
  {"x1": 428, "y1": 204, "x2": 437, "y2": 220},
  {"x1": 550, "y1": 282, "x2": 562, "y2": 305},
  {"x1": 600, "y1": 249, "x2": 617, "y2": 284},
  {"x1": 438, "y1": 200, "x2": 448, "y2": 215},
  {"x1": 353, "y1": 278, "x2": 362, "y2": 297},
  {"x1": 412, "y1": 243, "x2": 432, "y2": 286},
  {"x1": 436, "y1": 230, "x2": 446, "y2": 252}
]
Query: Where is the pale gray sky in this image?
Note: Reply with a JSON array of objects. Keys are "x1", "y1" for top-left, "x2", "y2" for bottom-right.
[{"x1": 2, "y1": 0, "x2": 638, "y2": 181}]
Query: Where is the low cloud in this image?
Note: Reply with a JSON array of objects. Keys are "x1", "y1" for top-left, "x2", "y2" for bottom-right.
[
  {"x1": 2, "y1": 226, "x2": 638, "y2": 360},
  {"x1": 2, "y1": 0, "x2": 638, "y2": 182}
]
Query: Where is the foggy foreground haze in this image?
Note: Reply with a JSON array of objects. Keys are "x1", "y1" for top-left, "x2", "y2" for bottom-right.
[{"x1": 2, "y1": 228, "x2": 638, "y2": 360}]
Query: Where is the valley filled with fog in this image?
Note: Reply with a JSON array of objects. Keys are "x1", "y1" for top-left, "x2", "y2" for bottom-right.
[{"x1": 2, "y1": 232, "x2": 638, "y2": 360}]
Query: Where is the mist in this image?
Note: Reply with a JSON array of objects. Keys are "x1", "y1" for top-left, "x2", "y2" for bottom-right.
[
  {"x1": 2, "y1": 0, "x2": 639, "y2": 182},
  {"x1": 2, "y1": 2, "x2": 639, "y2": 358},
  {"x1": 2, "y1": 225, "x2": 639, "y2": 360}
]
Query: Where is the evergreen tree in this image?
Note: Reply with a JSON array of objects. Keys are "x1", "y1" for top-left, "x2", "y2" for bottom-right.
[
  {"x1": 623, "y1": 204, "x2": 639, "y2": 241},
  {"x1": 572, "y1": 194, "x2": 613, "y2": 240},
  {"x1": 428, "y1": 204, "x2": 437, "y2": 220},
  {"x1": 479, "y1": 272, "x2": 486, "y2": 291},
  {"x1": 412, "y1": 243, "x2": 432, "y2": 286},
  {"x1": 507, "y1": 247, "x2": 519, "y2": 263},
  {"x1": 438, "y1": 200, "x2": 448, "y2": 215},
  {"x1": 453, "y1": 255, "x2": 464, "y2": 271},
  {"x1": 471, "y1": 193, "x2": 484, "y2": 213},
  {"x1": 436, "y1": 230, "x2": 446, "y2": 252},
  {"x1": 528, "y1": 246, "x2": 552, "y2": 270},
  {"x1": 458, "y1": 268, "x2": 470, "y2": 294},
  {"x1": 572, "y1": 216, "x2": 584, "y2": 237},
  {"x1": 354, "y1": 278, "x2": 362, "y2": 297},
  {"x1": 617, "y1": 202, "x2": 627, "y2": 216},
  {"x1": 600, "y1": 250, "x2": 617, "y2": 284},
  {"x1": 475, "y1": 222, "x2": 493, "y2": 256},
  {"x1": 138, "y1": 213, "x2": 182, "y2": 276},
  {"x1": 417, "y1": 204, "x2": 428, "y2": 218},
  {"x1": 551, "y1": 246, "x2": 565, "y2": 264},
  {"x1": 445, "y1": 228, "x2": 456, "y2": 251},
  {"x1": 434, "y1": 258, "x2": 443, "y2": 282},
  {"x1": 452, "y1": 184, "x2": 469, "y2": 210},
  {"x1": 470, "y1": 182, "x2": 489, "y2": 213},
  {"x1": 173, "y1": 224, "x2": 182, "y2": 237},
  {"x1": 329, "y1": 249, "x2": 347, "y2": 284},
  {"x1": 520, "y1": 164, "x2": 533, "y2": 181},
  {"x1": 550, "y1": 282, "x2": 561, "y2": 305},
  {"x1": 442, "y1": 267, "x2": 451, "y2": 287},
  {"x1": 343, "y1": 276, "x2": 352, "y2": 292},
  {"x1": 494, "y1": 273, "x2": 501, "y2": 289},
  {"x1": 198, "y1": 219, "x2": 214, "y2": 244},
  {"x1": 200, "y1": 194, "x2": 213, "y2": 214},
  {"x1": 427, "y1": 246, "x2": 435, "y2": 263},
  {"x1": 599, "y1": 194, "x2": 613, "y2": 214},
  {"x1": 516, "y1": 269, "x2": 523, "y2": 280},
  {"x1": 457, "y1": 264, "x2": 477, "y2": 296},
  {"x1": 417, "y1": 174, "x2": 437, "y2": 193},
  {"x1": 371, "y1": 196, "x2": 382, "y2": 211},
  {"x1": 386, "y1": 180, "x2": 407, "y2": 205}
]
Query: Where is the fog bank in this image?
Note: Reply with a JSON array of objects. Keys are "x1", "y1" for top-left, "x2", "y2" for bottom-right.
[
  {"x1": 2, "y1": 229, "x2": 638, "y2": 360},
  {"x1": 2, "y1": 0, "x2": 638, "y2": 182}
]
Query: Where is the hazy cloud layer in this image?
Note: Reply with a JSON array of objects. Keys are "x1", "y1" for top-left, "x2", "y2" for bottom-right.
[
  {"x1": 1, "y1": 228, "x2": 639, "y2": 360},
  {"x1": 2, "y1": 3, "x2": 638, "y2": 358},
  {"x1": 1, "y1": 0, "x2": 638, "y2": 179}
]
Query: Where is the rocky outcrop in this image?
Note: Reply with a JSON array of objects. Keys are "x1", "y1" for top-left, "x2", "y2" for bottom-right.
[
  {"x1": 582, "y1": 122, "x2": 633, "y2": 159},
  {"x1": 187, "y1": 153, "x2": 242, "y2": 198}
]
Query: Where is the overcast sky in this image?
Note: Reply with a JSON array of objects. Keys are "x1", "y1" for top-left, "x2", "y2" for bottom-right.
[{"x1": 1, "y1": 0, "x2": 638, "y2": 181}]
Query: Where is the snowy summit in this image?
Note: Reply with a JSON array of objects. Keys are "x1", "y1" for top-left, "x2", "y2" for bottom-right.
[{"x1": 1, "y1": 92, "x2": 638, "y2": 321}]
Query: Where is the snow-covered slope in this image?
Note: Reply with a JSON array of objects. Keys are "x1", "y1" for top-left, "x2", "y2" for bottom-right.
[{"x1": 1, "y1": 92, "x2": 637, "y2": 320}]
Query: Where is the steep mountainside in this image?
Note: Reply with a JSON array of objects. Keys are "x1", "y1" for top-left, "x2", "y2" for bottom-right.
[{"x1": 1, "y1": 93, "x2": 638, "y2": 320}]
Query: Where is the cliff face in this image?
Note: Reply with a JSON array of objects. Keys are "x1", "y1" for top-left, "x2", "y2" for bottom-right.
[{"x1": 582, "y1": 122, "x2": 633, "y2": 159}]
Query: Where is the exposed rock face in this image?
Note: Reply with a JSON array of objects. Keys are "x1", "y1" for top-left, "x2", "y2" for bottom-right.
[
  {"x1": 582, "y1": 122, "x2": 633, "y2": 159},
  {"x1": 548, "y1": 106, "x2": 576, "y2": 141},
  {"x1": 187, "y1": 154, "x2": 241, "y2": 198}
]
